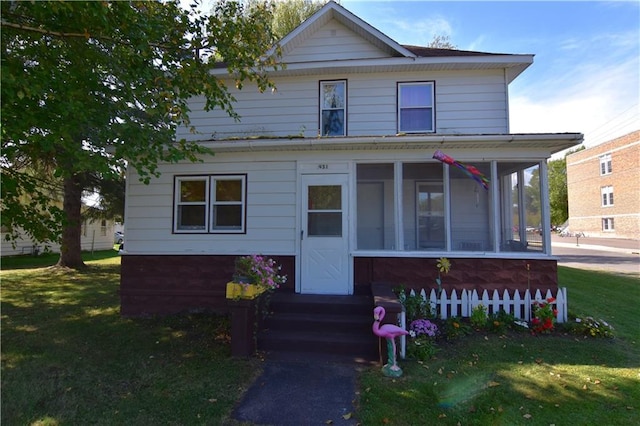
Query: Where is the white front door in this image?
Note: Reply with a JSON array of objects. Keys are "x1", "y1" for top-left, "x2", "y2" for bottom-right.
[{"x1": 300, "y1": 174, "x2": 350, "y2": 295}]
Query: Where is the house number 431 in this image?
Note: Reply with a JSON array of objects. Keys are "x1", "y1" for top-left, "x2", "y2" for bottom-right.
[{"x1": 318, "y1": 164, "x2": 329, "y2": 169}]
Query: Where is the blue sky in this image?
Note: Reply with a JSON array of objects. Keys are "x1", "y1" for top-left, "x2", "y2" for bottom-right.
[{"x1": 340, "y1": 0, "x2": 639, "y2": 150}]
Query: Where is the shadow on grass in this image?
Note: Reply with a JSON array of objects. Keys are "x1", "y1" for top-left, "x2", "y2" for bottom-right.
[
  {"x1": 358, "y1": 265, "x2": 640, "y2": 426},
  {"x1": 359, "y1": 332, "x2": 640, "y2": 425},
  {"x1": 1, "y1": 263, "x2": 256, "y2": 425}
]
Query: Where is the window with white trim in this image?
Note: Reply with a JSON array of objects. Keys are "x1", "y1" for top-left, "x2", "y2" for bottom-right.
[
  {"x1": 398, "y1": 82, "x2": 435, "y2": 133},
  {"x1": 601, "y1": 186, "x2": 614, "y2": 207},
  {"x1": 602, "y1": 217, "x2": 614, "y2": 231},
  {"x1": 174, "y1": 175, "x2": 246, "y2": 233},
  {"x1": 599, "y1": 153, "x2": 612, "y2": 175},
  {"x1": 320, "y1": 80, "x2": 346, "y2": 136}
]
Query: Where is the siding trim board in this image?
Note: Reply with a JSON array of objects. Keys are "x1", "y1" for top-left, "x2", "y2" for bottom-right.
[{"x1": 191, "y1": 134, "x2": 583, "y2": 153}]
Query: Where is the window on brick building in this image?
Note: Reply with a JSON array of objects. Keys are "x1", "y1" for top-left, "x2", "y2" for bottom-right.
[
  {"x1": 602, "y1": 218, "x2": 614, "y2": 231},
  {"x1": 601, "y1": 186, "x2": 614, "y2": 207},
  {"x1": 599, "y1": 153, "x2": 612, "y2": 175}
]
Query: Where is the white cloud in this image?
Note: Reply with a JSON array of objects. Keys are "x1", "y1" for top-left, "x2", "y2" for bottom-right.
[
  {"x1": 464, "y1": 35, "x2": 487, "y2": 52},
  {"x1": 368, "y1": 12, "x2": 454, "y2": 46},
  {"x1": 510, "y1": 51, "x2": 639, "y2": 148}
]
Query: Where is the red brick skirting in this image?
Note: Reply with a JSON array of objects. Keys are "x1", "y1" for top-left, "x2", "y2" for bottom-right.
[
  {"x1": 119, "y1": 255, "x2": 295, "y2": 317},
  {"x1": 354, "y1": 257, "x2": 558, "y2": 295},
  {"x1": 120, "y1": 255, "x2": 557, "y2": 317}
]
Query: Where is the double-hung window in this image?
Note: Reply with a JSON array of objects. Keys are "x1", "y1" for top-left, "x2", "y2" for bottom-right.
[
  {"x1": 602, "y1": 218, "x2": 614, "y2": 231},
  {"x1": 398, "y1": 82, "x2": 435, "y2": 133},
  {"x1": 320, "y1": 80, "x2": 346, "y2": 136},
  {"x1": 599, "y1": 153, "x2": 612, "y2": 175},
  {"x1": 174, "y1": 175, "x2": 246, "y2": 233},
  {"x1": 601, "y1": 186, "x2": 614, "y2": 207}
]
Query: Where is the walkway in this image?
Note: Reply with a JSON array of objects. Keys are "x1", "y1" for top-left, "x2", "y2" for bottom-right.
[{"x1": 231, "y1": 357, "x2": 362, "y2": 426}]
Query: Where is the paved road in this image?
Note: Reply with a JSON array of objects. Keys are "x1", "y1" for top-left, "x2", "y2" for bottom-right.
[{"x1": 551, "y1": 235, "x2": 639, "y2": 276}]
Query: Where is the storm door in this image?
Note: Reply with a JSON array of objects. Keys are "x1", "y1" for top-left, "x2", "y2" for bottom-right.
[{"x1": 300, "y1": 174, "x2": 350, "y2": 294}]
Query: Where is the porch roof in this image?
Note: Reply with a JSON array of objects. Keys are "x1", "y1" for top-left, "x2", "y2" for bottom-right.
[{"x1": 195, "y1": 133, "x2": 583, "y2": 155}]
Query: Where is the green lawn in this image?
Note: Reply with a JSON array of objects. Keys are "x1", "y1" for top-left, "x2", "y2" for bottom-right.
[
  {"x1": 0, "y1": 248, "x2": 121, "y2": 270},
  {"x1": 1, "y1": 254, "x2": 259, "y2": 425},
  {"x1": 2, "y1": 256, "x2": 638, "y2": 425},
  {"x1": 359, "y1": 268, "x2": 640, "y2": 425}
]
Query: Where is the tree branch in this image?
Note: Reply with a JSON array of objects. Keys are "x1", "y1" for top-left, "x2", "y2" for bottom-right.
[
  {"x1": 2, "y1": 19, "x2": 96, "y2": 40},
  {"x1": 0, "y1": 19, "x2": 169, "y2": 49}
]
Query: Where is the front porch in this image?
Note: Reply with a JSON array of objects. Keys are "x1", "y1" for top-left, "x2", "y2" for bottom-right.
[{"x1": 120, "y1": 254, "x2": 559, "y2": 361}]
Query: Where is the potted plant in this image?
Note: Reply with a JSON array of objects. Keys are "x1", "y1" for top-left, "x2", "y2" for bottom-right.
[
  {"x1": 226, "y1": 255, "x2": 287, "y2": 357},
  {"x1": 226, "y1": 255, "x2": 286, "y2": 300}
]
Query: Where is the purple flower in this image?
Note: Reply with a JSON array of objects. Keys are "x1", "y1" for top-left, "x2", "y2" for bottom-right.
[{"x1": 410, "y1": 319, "x2": 438, "y2": 337}]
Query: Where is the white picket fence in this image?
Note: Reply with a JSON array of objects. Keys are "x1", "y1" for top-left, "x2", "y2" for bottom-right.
[{"x1": 398, "y1": 287, "x2": 568, "y2": 358}]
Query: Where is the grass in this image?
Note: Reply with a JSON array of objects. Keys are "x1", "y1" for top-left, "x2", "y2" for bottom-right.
[
  {"x1": 2, "y1": 257, "x2": 638, "y2": 425},
  {"x1": 0, "y1": 248, "x2": 120, "y2": 270},
  {"x1": 1, "y1": 253, "x2": 259, "y2": 425},
  {"x1": 358, "y1": 267, "x2": 640, "y2": 425}
]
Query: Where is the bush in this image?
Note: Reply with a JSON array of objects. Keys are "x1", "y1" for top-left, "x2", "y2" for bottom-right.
[
  {"x1": 470, "y1": 304, "x2": 488, "y2": 329},
  {"x1": 442, "y1": 316, "x2": 472, "y2": 340},
  {"x1": 396, "y1": 287, "x2": 433, "y2": 322},
  {"x1": 531, "y1": 297, "x2": 558, "y2": 334},
  {"x1": 406, "y1": 335, "x2": 438, "y2": 361},
  {"x1": 567, "y1": 315, "x2": 615, "y2": 338},
  {"x1": 488, "y1": 309, "x2": 517, "y2": 334}
]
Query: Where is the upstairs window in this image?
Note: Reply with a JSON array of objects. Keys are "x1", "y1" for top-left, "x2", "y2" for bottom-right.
[
  {"x1": 398, "y1": 82, "x2": 435, "y2": 133},
  {"x1": 600, "y1": 153, "x2": 612, "y2": 175},
  {"x1": 174, "y1": 175, "x2": 246, "y2": 233},
  {"x1": 601, "y1": 186, "x2": 614, "y2": 207},
  {"x1": 320, "y1": 80, "x2": 346, "y2": 136}
]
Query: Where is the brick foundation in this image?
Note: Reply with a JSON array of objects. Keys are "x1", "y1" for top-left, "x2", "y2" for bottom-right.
[{"x1": 120, "y1": 255, "x2": 556, "y2": 316}]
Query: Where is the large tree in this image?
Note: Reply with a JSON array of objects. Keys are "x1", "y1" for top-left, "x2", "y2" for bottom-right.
[
  {"x1": 548, "y1": 146, "x2": 584, "y2": 227},
  {"x1": 1, "y1": 0, "x2": 280, "y2": 267},
  {"x1": 548, "y1": 158, "x2": 568, "y2": 227},
  {"x1": 268, "y1": 0, "x2": 325, "y2": 39}
]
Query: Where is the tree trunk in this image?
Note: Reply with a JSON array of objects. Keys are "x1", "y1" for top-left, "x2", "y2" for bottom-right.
[{"x1": 57, "y1": 174, "x2": 85, "y2": 268}]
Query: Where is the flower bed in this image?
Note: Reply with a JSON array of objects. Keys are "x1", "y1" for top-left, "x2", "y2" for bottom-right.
[{"x1": 396, "y1": 287, "x2": 614, "y2": 362}]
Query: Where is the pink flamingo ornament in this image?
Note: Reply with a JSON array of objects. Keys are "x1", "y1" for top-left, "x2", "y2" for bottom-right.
[{"x1": 373, "y1": 306, "x2": 409, "y2": 377}]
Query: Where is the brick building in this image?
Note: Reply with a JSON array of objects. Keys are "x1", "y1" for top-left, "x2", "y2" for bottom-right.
[{"x1": 566, "y1": 130, "x2": 639, "y2": 239}]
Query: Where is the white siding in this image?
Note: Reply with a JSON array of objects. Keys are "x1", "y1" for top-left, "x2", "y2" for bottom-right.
[
  {"x1": 123, "y1": 145, "x2": 560, "y2": 256},
  {"x1": 283, "y1": 19, "x2": 389, "y2": 63},
  {"x1": 1, "y1": 220, "x2": 115, "y2": 257},
  {"x1": 178, "y1": 70, "x2": 508, "y2": 141},
  {"x1": 124, "y1": 152, "x2": 298, "y2": 255}
]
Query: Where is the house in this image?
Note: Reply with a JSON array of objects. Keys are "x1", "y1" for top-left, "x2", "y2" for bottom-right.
[
  {"x1": 1, "y1": 217, "x2": 116, "y2": 257},
  {"x1": 566, "y1": 130, "x2": 640, "y2": 239},
  {"x1": 120, "y1": 1, "x2": 582, "y2": 317}
]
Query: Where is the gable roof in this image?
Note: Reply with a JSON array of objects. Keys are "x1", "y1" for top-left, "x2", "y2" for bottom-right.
[
  {"x1": 402, "y1": 45, "x2": 508, "y2": 57},
  {"x1": 218, "y1": 1, "x2": 533, "y2": 83},
  {"x1": 272, "y1": 1, "x2": 416, "y2": 58}
]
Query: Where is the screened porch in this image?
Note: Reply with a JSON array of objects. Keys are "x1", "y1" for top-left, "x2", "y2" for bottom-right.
[{"x1": 355, "y1": 160, "x2": 546, "y2": 255}]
